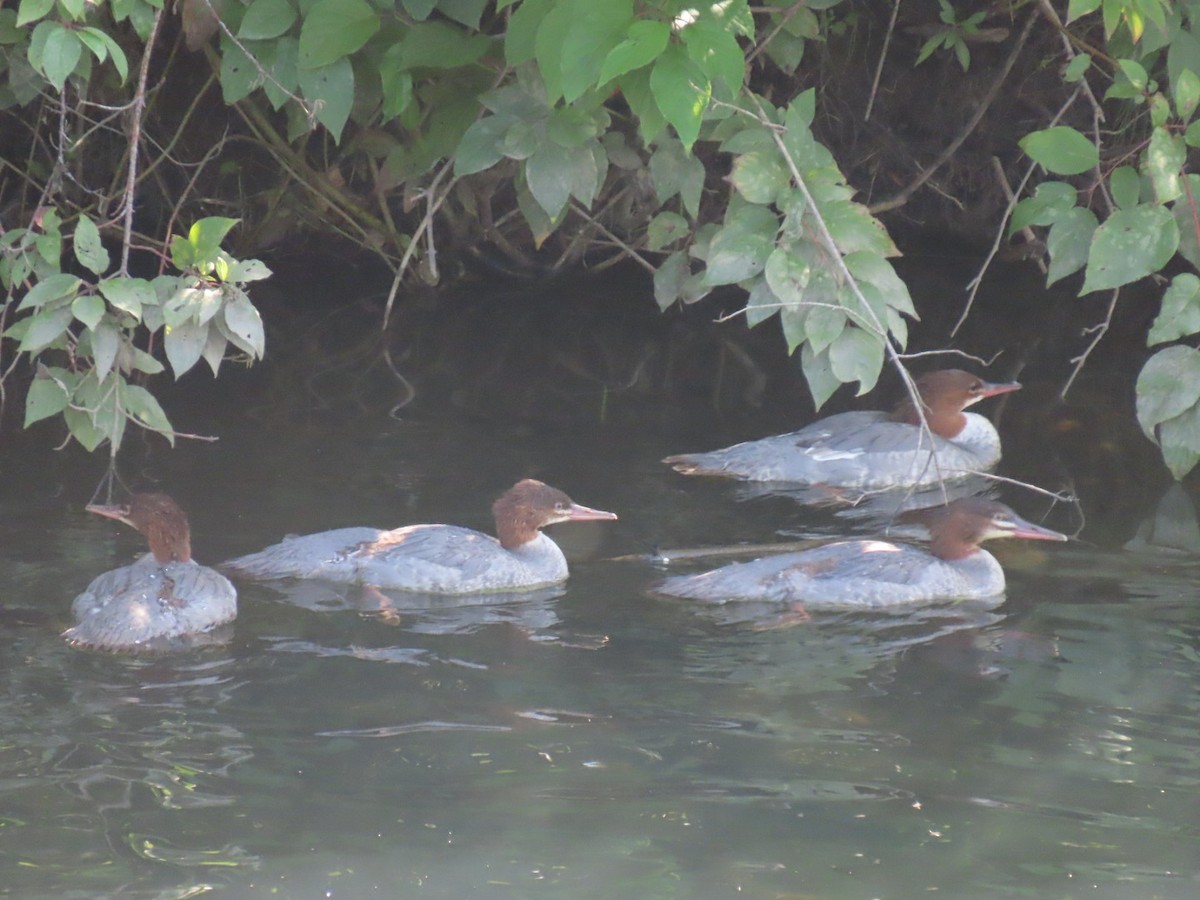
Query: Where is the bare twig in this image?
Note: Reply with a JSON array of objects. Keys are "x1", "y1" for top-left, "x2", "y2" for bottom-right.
[
  {"x1": 119, "y1": 8, "x2": 164, "y2": 277},
  {"x1": 567, "y1": 200, "x2": 656, "y2": 274},
  {"x1": 382, "y1": 161, "x2": 457, "y2": 327},
  {"x1": 865, "y1": 0, "x2": 902, "y2": 121},
  {"x1": 1060, "y1": 288, "x2": 1118, "y2": 399},
  {"x1": 952, "y1": 85, "x2": 1082, "y2": 336}
]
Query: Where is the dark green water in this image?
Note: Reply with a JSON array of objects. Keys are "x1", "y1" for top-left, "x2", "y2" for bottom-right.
[{"x1": 1, "y1": 266, "x2": 1198, "y2": 897}]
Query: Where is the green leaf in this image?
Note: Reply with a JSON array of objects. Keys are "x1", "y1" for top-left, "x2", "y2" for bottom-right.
[
  {"x1": 648, "y1": 138, "x2": 704, "y2": 218},
  {"x1": 240, "y1": 0, "x2": 297, "y2": 40},
  {"x1": 219, "y1": 35, "x2": 258, "y2": 103},
  {"x1": 229, "y1": 258, "x2": 272, "y2": 282},
  {"x1": 1108, "y1": 166, "x2": 1141, "y2": 210},
  {"x1": 379, "y1": 45, "x2": 413, "y2": 119},
  {"x1": 744, "y1": 277, "x2": 782, "y2": 329},
  {"x1": 24, "y1": 371, "x2": 70, "y2": 427},
  {"x1": 72, "y1": 293, "x2": 105, "y2": 329},
  {"x1": 1136, "y1": 345, "x2": 1200, "y2": 455},
  {"x1": 1020, "y1": 126, "x2": 1098, "y2": 175},
  {"x1": 1066, "y1": 0, "x2": 1101, "y2": 23},
  {"x1": 730, "y1": 150, "x2": 789, "y2": 205},
  {"x1": 524, "y1": 140, "x2": 597, "y2": 218},
  {"x1": 704, "y1": 204, "x2": 778, "y2": 285},
  {"x1": 400, "y1": 20, "x2": 491, "y2": 69},
  {"x1": 91, "y1": 321, "x2": 119, "y2": 380},
  {"x1": 165, "y1": 319, "x2": 208, "y2": 378},
  {"x1": 455, "y1": 115, "x2": 511, "y2": 176},
  {"x1": 647, "y1": 211, "x2": 689, "y2": 251},
  {"x1": 298, "y1": 57, "x2": 354, "y2": 141},
  {"x1": 121, "y1": 383, "x2": 175, "y2": 442},
  {"x1": 16, "y1": 0, "x2": 54, "y2": 27},
  {"x1": 560, "y1": 0, "x2": 633, "y2": 103},
  {"x1": 401, "y1": 0, "x2": 435, "y2": 18},
  {"x1": 98, "y1": 277, "x2": 155, "y2": 320},
  {"x1": 1045, "y1": 206, "x2": 1098, "y2": 286},
  {"x1": 806, "y1": 302, "x2": 846, "y2": 354},
  {"x1": 506, "y1": 0, "x2": 552, "y2": 66},
  {"x1": 650, "y1": 43, "x2": 710, "y2": 152},
  {"x1": 653, "y1": 250, "x2": 689, "y2": 310},
  {"x1": 261, "y1": 36, "x2": 300, "y2": 109},
  {"x1": 800, "y1": 343, "x2": 842, "y2": 409},
  {"x1": 824, "y1": 201, "x2": 896, "y2": 257},
  {"x1": 221, "y1": 293, "x2": 266, "y2": 358},
  {"x1": 297, "y1": 0, "x2": 379, "y2": 70},
  {"x1": 17, "y1": 273, "x2": 82, "y2": 311},
  {"x1": 828, "y1": 325, "x2": 885, "y2": 394},
  {"x1": 1116, "y1": 58, "x2": 1148, "y2": 92},
  {"x1": 533, "y1": 1, "x2": 571, "y2": 102},
  {"x1": 1175, "y1": 66, "x2": 1200, "y2": 122},
  {"x1": 41, "y1": 25, "x2": 83, "y2": 93},
  {"x1": 680, "y1": 17, "x2": 744, "y2": 96},
  {"x1": 187, "y1": 216, "x2": 240, "y2": 265},
  {"x1": 1145, "y1": 127, "x2": 1185, "y2": 203},
  {"x1": 763, "y1": 242, "x2": 813, "y2": 307},
  {"x1": 1148, "y1": 273, "x2": 1200, "y2": 346},
  {"x1": 619, "y1": 67, "x2": 666, "y2": 145},
  {"x1": 598, "y1": 19, "x2": 669, "y2": 84},
  {"x1": 18, "y1": 305, "x2": 74, "y2": 353},
  {"x1": 439, "y1": 0, "x2": 489, "y2": 29},
  {"x1": 1010, "y1": 181, "x2": 1078, "y2": 232},
  {"x1": 1064, "y1": 53, "x2": 1091, "y2": 82},
  {"x1": 1080, "y1": 205, "x2": 1179, "y2": 294},
  {"x1": 844, "y1": 251, "x2": 918, "y2": 318},
  {"x1": 73, "y1": 215, "x2": 109, "y2": 275},
  {"x1": 64, "y1": 406, "x2": 107, "y2": 452}
]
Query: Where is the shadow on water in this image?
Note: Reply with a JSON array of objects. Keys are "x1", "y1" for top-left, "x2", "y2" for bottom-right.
[{"x1": 2, "y1": 259, "x2": 1199, "y2": 896}]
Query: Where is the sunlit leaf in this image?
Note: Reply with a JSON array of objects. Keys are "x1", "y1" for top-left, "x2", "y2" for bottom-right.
[
  {"x1": 1145, "y1": 127, "x2": 1185, "y2": 203},
  {"x1": 704, "y1": 204, "x2": 778, "y2": 285},
  {"x1": 17, "y1": 273, "x2": 81, "y2": 311},
  {"x1": 730, "y1": 151, "x2": 789, "y2": 205},
  {"x1": 72, "y1": 293, "x2": 105, "y2": 329},
  {"x1": 222, "y1": 293, "x2": 266, "y2": 358},
  {"x1": 1080, "y1": 205, "x2": 1178, "y2": 294},
  {"x1": 18, "y1": 305, "x2": 73, "y2": 353},
  {"x1": 650, "y1": 43, "x2": 710, "y2": 152},
  {"x1": 164, "y1": 319, "x2": 208, "y2": 378},
  {"x1": 560, "y1": 0, "x2": 632, "y2": 102},
  {"x1": 41, "y1": 25, "x2": 83, "y2": 93},
  {"x1": 122, "y1": 383, "x2": 175, "y2": 443},
  {"x1": 1046, "y1": 206, "x2": 1098, "y2": 286},
  {"x1": 1020, "y1": 126, "x2": 1098, "y2": 175},
  {"x1": 1148, "y1": 274, "x2": 1200, "y2": 346},
  {"x1": 598, "y1": 19, "x2": 669, "y2": 84}
]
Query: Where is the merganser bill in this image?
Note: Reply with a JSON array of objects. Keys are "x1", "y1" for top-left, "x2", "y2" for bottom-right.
[
  {"x1": 65, "y1": 494, "x2": 237, "y2": 650},
  {"x1": 222, "y1": 479, "x2": 618, "y2": 593},
  {"x1": 654, "y1": 498, "x2": 1066, "y2": 609},
  {"x1": 663, "y1": 369, "x2": 1021, "y2": 489}
]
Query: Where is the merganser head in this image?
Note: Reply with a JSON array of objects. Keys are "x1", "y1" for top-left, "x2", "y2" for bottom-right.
[
  {"x1": 922, "y1": 497, "x2": 1067, "y2": 560},
  {"x1": 86, "y1": 493, "x2": 192, "y2": 564},
  {"x1": 891, "y1": 370, "x2": 1022, "y2": 439},
  {"x1": 492, "y1": 479, "x2": 618, "y2": 550}
]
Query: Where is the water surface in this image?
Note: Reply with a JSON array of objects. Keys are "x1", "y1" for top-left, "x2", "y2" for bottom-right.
[{"x1": 2, "y1": 267, "x2": 1198, "y2": 898}]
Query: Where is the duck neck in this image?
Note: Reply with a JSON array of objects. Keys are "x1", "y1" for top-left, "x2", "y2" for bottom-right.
[{"x1": 891, "y1": 397, "x2": 967, "y2": 439}]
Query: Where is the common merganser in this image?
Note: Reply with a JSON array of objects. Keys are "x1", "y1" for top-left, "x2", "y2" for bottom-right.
[
  {"x1": 65, "y1": 494, "x2": 237, "y2": 650},
  {"x1": 222, "y1": 479, "x2": 618, "y2": 593},
  {"x1": 663, "y1": 369, "x2": 1021, "y2": 489},
  {"x1": 654, "y1": 498, "x2": 1066, "y2": 609}
]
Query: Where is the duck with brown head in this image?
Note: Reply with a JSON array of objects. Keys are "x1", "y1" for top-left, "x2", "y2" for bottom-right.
[
  {"x1": 222, "y1": 479, "x2": 618, "y2": 594},
  {"x1": 663, "y1": 369, "x2": 1021, "y2": 490},
  {"x1": 655, "y1": 497, "x2": 1067, "y2": 610},
  {"x1": 66, "y1": 494, "x2": 237, "y2": 651}
]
